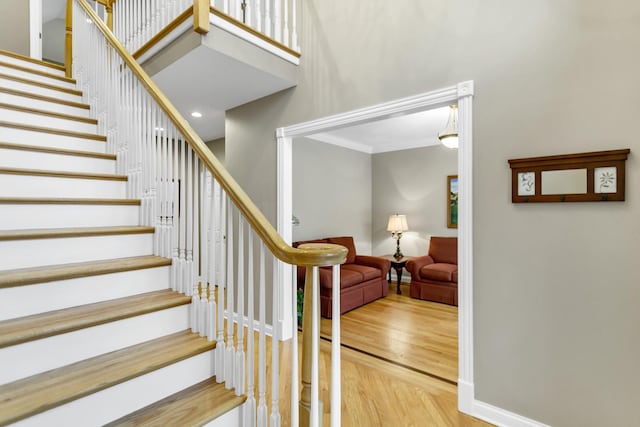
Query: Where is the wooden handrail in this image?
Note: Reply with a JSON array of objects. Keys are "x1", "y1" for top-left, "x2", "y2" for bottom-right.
[{"x1": 75, "y1": 0, "x2": 346, "y2": 267}]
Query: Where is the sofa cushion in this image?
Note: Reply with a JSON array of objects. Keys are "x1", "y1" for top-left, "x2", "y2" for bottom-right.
[
  {"x1": 419, "y1": 263, "x2": 458, "y2": 282},
  {"x1": 327, "y1": 236, "x2": 356, "y2": 264},
  {"x1": 452, "y1": 270, "x2": 458, "y2": 283},
  {"x1": 428, "y1": 237, "x2": 457, "y2": 265},
  {"x1": 342, "y1": 264, "x2": 380, "y2": 282},
  {"x1": 318, "y1": 266, "x2": 363, "y2": 289}
]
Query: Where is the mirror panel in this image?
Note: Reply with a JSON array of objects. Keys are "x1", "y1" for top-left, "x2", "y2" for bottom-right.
[{"x1": 541, "y1": 169, "x2": 587, "y2": 195}]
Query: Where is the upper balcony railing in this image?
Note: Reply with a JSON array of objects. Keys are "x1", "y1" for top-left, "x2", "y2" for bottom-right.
[{"x1": 111, "y1": 0, "x2": 299, "y2": 60}]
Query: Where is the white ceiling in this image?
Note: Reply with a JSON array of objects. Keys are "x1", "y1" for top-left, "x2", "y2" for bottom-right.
[
  {"x1": 307, "y1": 106, "x2": 451, "y2": 154},
  {"x1": 152, "y1": 45, "x2": 295, "y2": 141}
]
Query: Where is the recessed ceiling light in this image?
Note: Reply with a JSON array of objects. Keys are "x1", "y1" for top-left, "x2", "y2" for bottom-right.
[{"x1": 191, "y1": 111, "x2": 203, "y2": 118}]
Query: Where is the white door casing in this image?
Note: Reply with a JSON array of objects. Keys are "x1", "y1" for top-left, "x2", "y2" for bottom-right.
[{"x1": 275, "y1": 81, "x2": 475, "y2": 414}]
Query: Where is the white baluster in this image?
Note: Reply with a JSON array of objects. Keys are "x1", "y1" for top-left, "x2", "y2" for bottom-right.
[
  {"x1": 235, "y1": 218, "x2": 245, "y2": 396},
  {"x1": 216, "y1": 192, "x2": 227, "y2": 382},
  {"x1": 257, "y1": 242, "x2": 267, "y2": 427},
  {"x1": 290, "y1": 262, "x2": 299, "y2": 427},
  {"x1": 270, "y1": 254, "x2": 281, "y2": 426},
  {"x1": 245, "y1": 228, "x2": 256, "y2": 427},
  {"x1": 310, "y1": 265, "x2": 319, "y2": 427},
  {"x1": 331, "y1": 265, "x2": 341, "y2": 427},
  {"x1": 282, "y1": 0, "x2": 289, "y2": 47},
  {"x1": 291, "y1": 0, "x2": 298, "y2": 51},
  {"x1": 264, "y1": 0, "x2": 271, "y2": 37},
  {"x1": 273, "y1": 0, "x2": 281, "y2": 42},
  {"x1": 225, "y1": 203, "x2": 235, "y2": 389},
  {"x1": 254, "y1": 0, "x2": 262, "y2": 32}
]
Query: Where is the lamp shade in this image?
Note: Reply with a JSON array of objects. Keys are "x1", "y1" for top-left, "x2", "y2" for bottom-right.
[
  {"x1": 438, "y1": 105, "x2": 458, "y2": 149},
  {"x1": 387, "y1": 214, "x2": 408, "y2": 232}
]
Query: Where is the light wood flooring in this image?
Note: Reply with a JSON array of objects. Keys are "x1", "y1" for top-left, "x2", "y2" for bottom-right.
[{"x1": 252, "y1": 282, "x2": 492, "y2": 426}]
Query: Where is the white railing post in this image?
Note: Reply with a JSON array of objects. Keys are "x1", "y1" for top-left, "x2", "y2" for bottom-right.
[
  {"x1": 225, "y1": 202, "x2": 235, "y2": 389},
  {"x1": 245, "y1": 228, "x2": 256, "y2": 427},
  {"x1": 330, "y1": 265, "x2": 341, "y2": 427},
  {"x1": 270, "y1": 256, "x2": 281, "y2": 426},
  {"x1": 291, "y1": 0, "x2": 298, "y2": 50},
  {"x1": 257, "y1": 242, "x2": 268, "y2": 427}
]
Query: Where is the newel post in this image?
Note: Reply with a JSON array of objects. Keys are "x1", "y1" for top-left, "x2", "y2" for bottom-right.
[
  {"x1": 299, "y1": 265, "x2": 322, "y2": 427},
  {"x1": 193, "y1": 0, "x2": 210, "y2": 34}
]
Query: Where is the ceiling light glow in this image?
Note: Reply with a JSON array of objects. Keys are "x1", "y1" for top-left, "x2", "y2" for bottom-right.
[{"x1": 191, "y1": 111, "x2": 203, "y2": 118}]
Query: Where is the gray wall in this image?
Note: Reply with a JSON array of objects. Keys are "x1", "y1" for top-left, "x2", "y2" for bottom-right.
[
  {"x1": 225, "y1": 1, "x2": 640, "y2": 425},
  {"x1": 0, "y1": 0, "x2": 30, "y2": 56},
  {"x1": 205, "y1": 137, "x2": 226, "y2": 164},
  {"x1": 372, "y1": 145, "x2": 457, "y2": 258},
  {"x1": 42, "y1": 18, "x2": 65, "y2": 64},
  {"x1": 293, "y1": 138, "x2": 372, "y2": 254}
]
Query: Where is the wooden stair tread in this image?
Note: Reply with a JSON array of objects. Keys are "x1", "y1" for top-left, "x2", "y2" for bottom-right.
[
  {"x1": 0, "y1": 49, "x2": 65, "y2": 72},
  {"x1": 0, "y1": 255, "x2": 171, "y2": 288},
  {"x1": 0, "y1": 72, "x2": 81, "y2": 96},
  {"x1": 0, "y1": 141, "x2": 114, "y2": 160},
  {"x1": 0, "y1": 102, "x2": 97, "y2": 124},
  {"x1": 0, "y1": 60, "x2": 75, "y2": 84},
  {"x1": 0, "y1": 197, "x2": 140, "y2": 205},
  {"x1": 0, "y1": 225, "x2": 154, "y2": 241},
  {"x1": 0, "y1": 331, "x2": 216, "y2": 426},
  {"x1": 105, "y1": 377, "x2": 246, "y2": 427},
  {"x1": 0, "y1": 87, "x2": 90, "y2": 110},
  {"x1": 0, "y1": 167, "x2": 126, "y2": 181},
  {"x1": 0, "y1": 121, "x2": 106, "y2": 141},
  {"x1": 0, "y1": 290, "x2": 190, "y2": 348}
]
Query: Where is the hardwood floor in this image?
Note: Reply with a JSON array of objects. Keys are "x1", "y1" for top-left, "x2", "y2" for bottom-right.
[
  {"x1": 320, "y1": 282, "x2": 458, "y2": 384},
  {"x1": 249, "y1": 281, "x2": 492, "y2": 426}
]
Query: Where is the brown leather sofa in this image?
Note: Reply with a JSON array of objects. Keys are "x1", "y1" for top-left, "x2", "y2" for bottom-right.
[
  {"x1": 406, "y1": 237, "x2": 458, "y2": 306},
  {"x1": 294, "y1": 236, "x2": 391, "y2": 318}
]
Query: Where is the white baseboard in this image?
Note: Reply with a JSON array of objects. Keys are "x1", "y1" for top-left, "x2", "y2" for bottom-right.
[
  {"x1": 459, "y1": 380, "x2": 549, "y2": 427},
  {"x1": 471, "y1": 399, "x2": 551, "y2": 427}
]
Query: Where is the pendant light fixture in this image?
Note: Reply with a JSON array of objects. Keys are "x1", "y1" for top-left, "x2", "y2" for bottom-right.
[{"x1": 438, "y1": 105, "x2": 458, "y2": 149}]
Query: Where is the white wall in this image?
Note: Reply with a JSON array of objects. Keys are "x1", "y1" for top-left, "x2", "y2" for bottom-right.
[
  {"x1": 42, "y1": 18, "x2": 65, "y2": 64},
  {"x1": 0, "y1": 0, "x2": 30, "y2": 56},
  {"x1": 225, "y1": 1, "x2": 640, "y2": 425},
  {"x1": 292, "y1": 137, "x2": 372, "y2": 254},
  {"x1": 371, "y1": 144, "x2": 458, "y2": 258}
]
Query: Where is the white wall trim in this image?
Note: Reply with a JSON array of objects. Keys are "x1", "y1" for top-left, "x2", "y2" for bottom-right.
[
  {"x1": 472, "y1": 399, "x2": 552, "y2": 427},
  {"x1": 275, "y1": 81, "x2": 478, "y2": 414},
  {"x1": 29, "y1": 0, "x2": 42, "y2": 60},
  {"x1": 305, "y1": 132, "x2": 373, "y2": 154}
]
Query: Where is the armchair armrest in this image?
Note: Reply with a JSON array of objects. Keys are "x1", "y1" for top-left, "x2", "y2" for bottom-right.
[
  {"x1": 405, "y1": 255, "x2": 435, "y2": 279},
  {"x1": 354, "y1": 255, "x2": 391, "y2": 278}
]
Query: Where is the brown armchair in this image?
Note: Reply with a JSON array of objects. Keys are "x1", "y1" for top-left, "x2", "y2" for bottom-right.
[{"x1": 406, "y1": 237, "x2": 458, "y2": 306}]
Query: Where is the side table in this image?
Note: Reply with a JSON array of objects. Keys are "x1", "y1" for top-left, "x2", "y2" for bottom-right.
[{"x1": 381, "y1": 255, "x2": 413, "y2": 294}]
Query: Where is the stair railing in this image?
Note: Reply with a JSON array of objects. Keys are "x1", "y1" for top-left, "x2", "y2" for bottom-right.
[
  {"x1": 73, "y1": 1, "x2": 343, "y2": 426},
  {"x1": 112, "y1": 0, "x2": 299, "y2": 57}
]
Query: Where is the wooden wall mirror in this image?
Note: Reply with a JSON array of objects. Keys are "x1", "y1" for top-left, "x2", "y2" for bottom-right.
[{"x1": 508, "y1": 149, "x2": 630, "y2": 203}]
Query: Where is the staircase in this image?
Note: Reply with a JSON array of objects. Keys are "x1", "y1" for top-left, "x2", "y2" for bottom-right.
[{"x1": 0, "y1": 50, "x2": 245, "y2": 426}]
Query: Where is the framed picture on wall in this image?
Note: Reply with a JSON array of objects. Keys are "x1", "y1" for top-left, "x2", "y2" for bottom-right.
[{"x1": 447, "y1": 175, "x2": 458, "y2": 229}]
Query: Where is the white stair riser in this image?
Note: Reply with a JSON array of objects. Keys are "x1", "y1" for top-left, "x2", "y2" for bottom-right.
[
  {"x1": 0, "y1": 266, "x2": 170, "y2": 321},
  {"x1": 0, "y1": 91, "x2": 90, "y2": 118},
  {"x1": 0, "y1": 305, "x2": 190, "y2": 385},
  {"x1": 0, "y1": 107, "x2": 97, "y2": 134},
  {"x1": 0, "y1": 204, "x2": 139, "y2": 229},
  {"x1": 0, "y1": 174, "x2": 126, "y2": 198},
  {"x1": 0, "y1": 233, "x2": 154, "y2": 270},
  {"x1": 0, "y1": 55, "x2": 65, "y2": 77},
  {"x1": 0, "y1": 126, "x2": 105, "y2": 153},
  {"x1": 203, "y1": 406, "x2": 243, "y2": 427},
  {"x1": 0, "y1": 76, "x2": 81, "y2": 103},
  {"x1": 0, "y1": 64, "x2": 76, "y2": 90},
  {"x1": 0, "y1": 148, "x2": 115, "y2": 175},
  {"x1": 13, "y1": 350, "x2": 216, "y2": 427}
]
